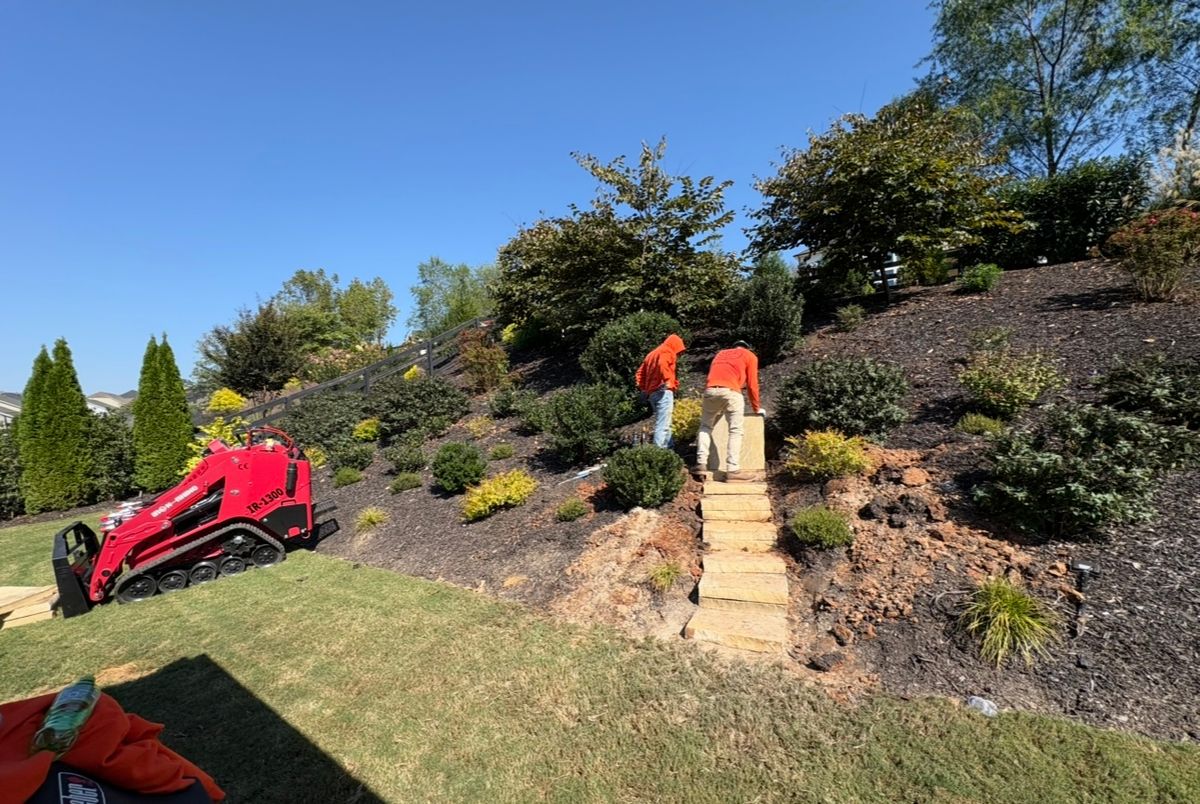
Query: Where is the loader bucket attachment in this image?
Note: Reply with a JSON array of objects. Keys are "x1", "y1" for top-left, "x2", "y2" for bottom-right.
[{"x1": 52, "y1": 521, "x2": 100, "y2": 618}]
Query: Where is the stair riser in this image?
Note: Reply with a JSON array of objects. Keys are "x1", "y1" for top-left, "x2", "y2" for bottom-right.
[
  {"x1": 685, "y1": 626, "x2": 785, "y2": 653},
  {"x1": 699, "y1": 597, "x2": 787, "y2": 615},
  {"x1": 703, "y1": 510, "x2": 773, "y2": 522}
]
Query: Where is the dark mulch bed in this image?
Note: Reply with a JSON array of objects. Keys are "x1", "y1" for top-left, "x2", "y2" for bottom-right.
[
  {"x1": 314, "y1": 392, "x2": 626, "y2": 608},
  {"x1": 755, "y1": 260, "x2": 1200, "y2": 741}
]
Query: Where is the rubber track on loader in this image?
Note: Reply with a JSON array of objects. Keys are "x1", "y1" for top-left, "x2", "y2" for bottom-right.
[{"x1": 112, "y1": 522, "x2": 286, "y2": 602}]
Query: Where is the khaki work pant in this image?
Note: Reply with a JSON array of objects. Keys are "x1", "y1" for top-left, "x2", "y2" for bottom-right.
[{"x1": 696, "y1": 387, "x2": 745, "y2": 471}]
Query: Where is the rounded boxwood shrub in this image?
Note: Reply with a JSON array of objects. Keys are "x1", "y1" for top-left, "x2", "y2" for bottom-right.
[
  {"x1": 431, "y1": 442, "x2": 487, "y2": 494},
  {"x1": 331, "y1": 443, "x2": 375, "y2": 471},
  {"x1": 777, "y1": 358, "x2": 908, "y2": 438},
  {"x1": 545, "y1": 384, "x2": 639, "y2": 465},
  {"x1": 603, "y1": 445, "x2": 685, "y2": 509},
  {"x1": 555, "y1": 497, "x2": 590, "y2": 522},
  {"x1": 367, "y1": 375, "x2": 470, "y2": 442},
  {"x1": 278, "y1": 390, "x2": 366, "y2": 450},
  {"x1": 580, "y1": 312, "x2": 686, "y2": 388},
  {"x1": 789, "y1": 506, "x2": 853, "y2": 549},
  {"x1": 489, "y1": 442, "x2": 515, "y2": 460}
]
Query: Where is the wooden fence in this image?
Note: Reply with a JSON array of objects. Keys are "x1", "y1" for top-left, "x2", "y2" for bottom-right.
[{"x1": 234, "y1": 316, "x2": 489, "y2": 425}]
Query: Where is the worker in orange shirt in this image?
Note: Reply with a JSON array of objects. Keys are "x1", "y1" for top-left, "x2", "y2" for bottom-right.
[
  {"x1": 635, "y1": 333, "x2": 686, "y2": 447},
  {"x1": 695, "y1": 340, "x2": 765, "y2": 481}
]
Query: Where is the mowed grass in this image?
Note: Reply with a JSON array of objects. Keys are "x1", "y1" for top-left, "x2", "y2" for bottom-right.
[
  {"x1": 1, "y1": 519, "x2": 1198, "y2": 802},
  {"x1": 0, "y1": 515, "x2": 98, "y2": 586}
]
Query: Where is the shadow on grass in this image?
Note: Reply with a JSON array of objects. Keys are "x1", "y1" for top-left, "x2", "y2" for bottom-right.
[{"x1": 105, "y1": 655, "x2": 384, "y2": 804}]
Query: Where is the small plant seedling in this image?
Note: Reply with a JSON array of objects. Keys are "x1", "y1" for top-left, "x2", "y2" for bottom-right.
[
  {"x1": 355, "y1": 506, "x2": 389, "y2": 532},
  {"x1": 648, "y1": 562, "x2": 682, "y2": 593},
  {"x1": 960, "y1": 576, "x2": 1058, "y2": 666},
  {"x1": 555, "y1": 497, "x2": 590, "y2": 522}
]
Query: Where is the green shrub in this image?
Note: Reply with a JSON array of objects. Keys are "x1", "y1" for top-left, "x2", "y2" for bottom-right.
[
  {"x1": 789, "y1": 506, "x2": 853, "y2": 549},
  {"x1": 958, "y1": 350, "x2": 1062, "y2": 418},
  {"x1": 958, "y1": 263, "x2": 1003, "y2": 293},
  {"x1": 545, "y1": 384, "x2": 639, "y2": 465},
  {"x1": 602, "y1": 446, "x2": 685, "y2": 509},
  {"x1": 1106, "y1": 207, "x2": 1200, "y2": 301},
  {"x1": 0, "y1": 425, "x2": 22, "y2": 519},
  {"x1": 333, "y1": 467, "x2": 363, "y2": 487},
  {"x1": 489, "y1": 386, "x2": 537, "y2": 419},
  {"x1": 462, "y1": 469, "x2": 538, "y2": 521},
  {"x1": 1098, "y1": 354, "x2": 1200, "y2": 429},
  {"x1": 777, "y1": 358, "x2": 908, "y2": 438},
  {"x1": 431, "y1": 442, "x2": 487, "y2": 494},
  {"x1": 464, "y1": 416, "x2": 493, "y2": 439},
  {"x1": 555, "y1": 497, "x2": 590, "y2": 522},
  {"x1": 367, "y1": 376, "x2": 470, "y2": 442},
  {"x1": 724, "y1": 272, "x2": 803, "y2": 361},
  {"x1": 458, "y1": 328, "x2": 510, "y2": 392},
  {"x1": 783, "y1": 430, "x2": 870, "y2": 479},
  {"x1": 355, "y1": 506, "x2": 389, "y2": 532},
  {"x1": 580, "y1": 312, "x2": 687, "y2": 388},
  {"x1": 382, "y1": 438, "x2": 425, "y2": 474},
  {"x1": 965, "y1": 156, "x2": 1148, "y2": 268},
  {"x1": 352, "y1": 418, "x2": 381, "y2": 442},
  {"x1": 389, "y1": 473, "x2": 422, "y2": 493},
  {"x1": 967, "y1": 326, "x2": 1013, "y2": 354},
  {"x1": 489, "y1": 443, "x2": 515, "y2": 460},
  {"x1": 905, "y1": 253, "x2": 951, "y2": 286},
  {"x1": 834, "y1": 304, "x2": 866, "y2": 332},
  {"x1": 330, "y1": 443, "x2": 374, "y2": 471},
  {"x1": 957, "y1": 413, "x2": 1006, "y2": 436},
  {"x1": 517, "y1": 395, "x2": 553, "y2": 435},
  {"x1": 647, "y1": 562, "x2": 683, "y2": 593},
  {"x1": 304, "y1": 445, "x2": 328, "y2": 468},
  {"x1": 974, "y1": 404, "x2": 1199, "y2": 539},
  {"x1": 278, "y1": 391, "x2": 366, "y2": 451},
  {"x1": 961, "y1": 577, "x2": 1058, "y2": 666},
  {"x1": 671, "y1": 397, "x2": 702, "y2": 443},
  {"x1": 86, "y1": 411, "x2": 136, "y2": 503}
]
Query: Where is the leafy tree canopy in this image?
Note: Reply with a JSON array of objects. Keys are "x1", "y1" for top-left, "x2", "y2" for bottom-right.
[
  {"x1": 273, "y1": 268, "x2": 396, "y2": 349},
  {"x1": 407, "y1": 257, "x2": 495, "y2": 338}
]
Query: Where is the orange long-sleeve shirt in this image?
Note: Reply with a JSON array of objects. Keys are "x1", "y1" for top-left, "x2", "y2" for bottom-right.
[
  {"x1": 635, "y1": 334, "x2": 686, "y2": 393},
  {"x1": 706, "y1": 347, "x2": 760, "y2": 411}
]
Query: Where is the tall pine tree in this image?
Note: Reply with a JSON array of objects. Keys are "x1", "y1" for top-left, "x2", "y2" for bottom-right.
[
  {"x1": 133, "y1": 335, "x2": 193, "y2": 490},
  {"x1": 16, "y1": 347, "x2": 53, "y2": 512},
  {"x1": 33, "y1": 339, "x2": 93, "y2": 511}
]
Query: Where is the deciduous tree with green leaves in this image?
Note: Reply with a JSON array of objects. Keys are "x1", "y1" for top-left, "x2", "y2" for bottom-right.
[
  {"x1": 924, "y1": 0, "x2": 1141, "y2": 177},
  {"x1": 751, "y1": 92, "x2": 1020, "y2": 304},
  {"x1": 195, "y1": 302, "x2": 306, "y2": 395},
  {"x1": 495, "y1": 138, "x2": 739, "y2": 339},
  {"x1": 407, "y1": 257, "x2": 495, "y2": 337}
]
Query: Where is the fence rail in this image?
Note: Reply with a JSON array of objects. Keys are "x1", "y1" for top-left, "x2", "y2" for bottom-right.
[{"x1": 233, "y1": 316, "x2": 489, "y2": 425}]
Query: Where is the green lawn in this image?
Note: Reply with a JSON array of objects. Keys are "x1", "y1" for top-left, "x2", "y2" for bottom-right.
[
  {"x1": 0, "y1": 515, "x2": 98, "y2": 586},
  {"x1": 1, "y1": 518, "x2": 1198, "y2": 802}
]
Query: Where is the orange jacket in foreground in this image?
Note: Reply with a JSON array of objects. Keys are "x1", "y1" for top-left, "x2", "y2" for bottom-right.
[
  {"x1": 0, "y1": 692, "x2": 225, "y2": 802},
  {"x1": 635, "y1": 333, "x2": 686, "y2": 393},
  {"x1": 706, "y1": 346, "x2": 761, "y2": 411}
]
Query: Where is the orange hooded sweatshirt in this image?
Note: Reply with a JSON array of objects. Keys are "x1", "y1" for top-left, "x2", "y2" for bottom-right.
[
  {"x1": 706, "y1": 346, "x2": 761, "y2": 411},
  {"x1": 635, "y1": 334, "x2": 686, "y2": 393},
  {"x1": 0, "y1": 692, "x2": 225, "y2": 801}
]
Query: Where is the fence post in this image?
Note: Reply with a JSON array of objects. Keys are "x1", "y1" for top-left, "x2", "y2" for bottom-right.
[{"x1": 426, "y1": 336, "x2": 434, "y2": 376}]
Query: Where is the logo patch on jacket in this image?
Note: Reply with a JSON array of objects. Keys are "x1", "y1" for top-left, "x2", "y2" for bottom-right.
[{"x1": 58, "y1": 772, "x2": 105, "y2": 804}]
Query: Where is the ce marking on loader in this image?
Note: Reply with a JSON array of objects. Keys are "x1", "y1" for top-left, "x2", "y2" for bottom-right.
[{"x1": 247, "y1": 487, "x2": 285, "y2": 514}]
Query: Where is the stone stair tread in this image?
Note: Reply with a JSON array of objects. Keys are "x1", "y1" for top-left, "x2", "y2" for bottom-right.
[
  {"x1": 703, "y1": 508, "x2": 773, "y2": 523},
  {"x1": 703, "y1": 552, "x2": 786, "y2": 574},
  {"x1": 699, "y1": 572, "x2": 789, "y2": 605},
  {"x1": 704, "y1": 539, "x2": 776, "y2": 553},
  {"x1": 704, "y1": 521, "x2": 777, "y2": 539},
  {"x1": 703, "y1": 481, "x2": 768, "y2": 496},
  {"x1": 702, "y1": 496, "x2": 772, "y2": 511},
  {"x1": 685, "y1": 608, "x2": 788, "y2": 653}
]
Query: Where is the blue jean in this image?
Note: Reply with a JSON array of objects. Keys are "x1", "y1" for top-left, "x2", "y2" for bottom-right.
[{"x1": 649, "y1": 387, "x2": 674, "y2": 448}]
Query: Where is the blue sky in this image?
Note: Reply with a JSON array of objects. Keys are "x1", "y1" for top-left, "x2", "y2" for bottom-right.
[{"x1": 0, "y1": 1, "x2": 934, "y2": 392}]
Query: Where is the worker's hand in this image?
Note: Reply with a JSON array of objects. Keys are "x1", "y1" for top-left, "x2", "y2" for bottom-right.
[{"x1": 757, "y1": 408, "x2": 768, "y2": 418}]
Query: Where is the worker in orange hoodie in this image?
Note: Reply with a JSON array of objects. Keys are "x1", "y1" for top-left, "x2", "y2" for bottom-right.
[
  {"x1": 695, "y1": 340, "x2": 765, "y2": 481},
  {"x1": 635, "y1": 333, "x2": 686, "y2": 447}
]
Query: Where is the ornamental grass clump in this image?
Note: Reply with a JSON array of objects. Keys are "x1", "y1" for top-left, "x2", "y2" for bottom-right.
[
  {"x1": 957, "y1": 413, "x2": 1006, "y2": 436},
  {"x1": 783, "y1": 430, "x2": 871, "y2": 479},
  {"x1": 960, "y1": 576, "x2": 1058, "y2": 666},
  {"x1": 462, "y1": 469, "x2": 538, "y2": 521},
  {"x1": 355, "y1": 506, "x2": 389, "y2": 532},
  {"x1": 647, "y1": 562, "x2": 683, "y2": 593}
]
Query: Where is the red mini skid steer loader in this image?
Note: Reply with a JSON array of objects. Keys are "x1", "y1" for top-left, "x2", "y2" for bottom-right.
[{"x1": 52, "y1": 427, "x2": 339, "y2": 617}]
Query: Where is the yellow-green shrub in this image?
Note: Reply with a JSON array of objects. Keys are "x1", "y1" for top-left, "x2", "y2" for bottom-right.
[
  {"x1": 783, "y1": 430, "x2": 870, "y2": 478},
  {"x1": 182, "y1": 415, "x2": 246, "y2": 475},
  {"x1": 462, "y1": 470, "x2": 538, "y2": 522},
  {"x1": 205, "y1": 387, "x2": 247, "y2": 415},
  {"x1": 305, "y1": 445, "x2": 328, "y2": 468},
  {"x1": 464, "y1": 416, "x2": 493, "y2": 439},
  {"x1": 671, "y1": 397, "x2": 702, "y2": 443},
  {"x1": 403, "y1": 364, "x2": 424, "y2": 381},
  {"x1": 283, "y1": 377, "x2": 304, "y2": 393},
  {"x1": 353, "y1": 418, "x2": 381, "y2": 442},
  {"x1": 500, "y1": 323, "x2": 519, "y2": 345}
]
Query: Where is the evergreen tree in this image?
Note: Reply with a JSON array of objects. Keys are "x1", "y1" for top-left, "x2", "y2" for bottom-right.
[
  {"x1": 133, "y1": 335, "x2": 193, "y2": 490},
  {"x1": 0, "y1": 423, "x2": 22, "y2": 519},
  {"x1": 16, "y1": 347, "x2": 52, "y2": 512},
  {"x1": 33, "y1": 339, "x2": 92, "y2": 511},
  {"x1": 86, "y1": 411, "x2": 135, "y2": 502}
]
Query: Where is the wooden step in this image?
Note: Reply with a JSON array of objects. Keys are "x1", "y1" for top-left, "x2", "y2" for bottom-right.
[
  {"x1": 703, "y1": 522, "x2": 778, "y2": 543},
  {"x1": 704, "y1": 539, "x2": 776, "y2": 554},
  {"x1": 702, "y1": 496, "x2": 771, "y2": 512},
  {"x1": 0, "y1": 586, "x2": 55, "y2": 615},
  {"x1": 684, "y1": 608, "x2": 788, "y2": 653},
  {"x1": 703, "y1": 552, "x2": 786, "y2": 574},
  {"x1": 703, "y1": 507, "x2": 773, "y2": 523},
  {"x1": 703, "y1": 481, "x2": 768, "y2": 496},
  {"x1": 699, "y1": 571, "x2": 789, "y2": 606}
]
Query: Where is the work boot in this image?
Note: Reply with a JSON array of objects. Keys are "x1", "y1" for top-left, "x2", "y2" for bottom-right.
[
  {"x1": 724, "y1": 470, "x2": 758, "y2": 483},
  {"x1": 691, "y1": 465, "x2": 711, "y2": 481}
]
